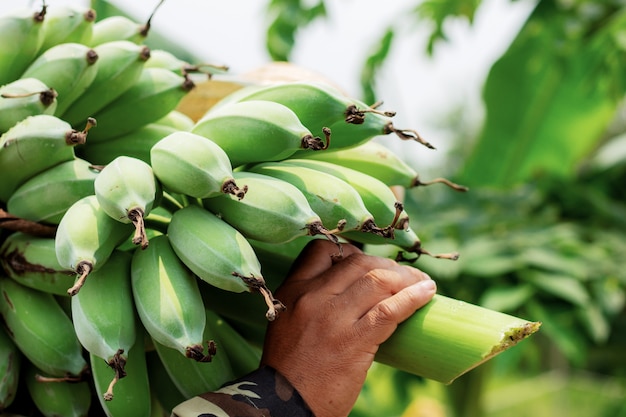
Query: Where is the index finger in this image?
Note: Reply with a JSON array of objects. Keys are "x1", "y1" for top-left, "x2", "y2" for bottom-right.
[{"x1": 285, "y1": 239, "x2": 363, "y2": 283}]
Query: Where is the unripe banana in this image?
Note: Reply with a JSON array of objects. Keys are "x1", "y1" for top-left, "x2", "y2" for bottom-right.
[
  {"x1": 203, "y1": 170, "x2": 341, "y2": 245},
  {"x1": 249, "y1": 236, "x2": 317, "y2": 282},
  {"x1": 0, "y1": 5, "x2": 46, "y2": 85},
  {"x1": 0, "y1": 277, "x2": 87, "y2": 377},
  {"x1": 0, "y1": 325, "x2": 20, "y2": 411},
  {"x1": 152, "y1": 307, "x2": 237, "y2": 398},
  {"x1": 167, "y1": 205, "x2": 285, "y2": 320},
  {"x1": 155, "y1": 109, "x2": 195, "y2": 131},
  {"x1": 232, "y1": 81, "x2": 379, "y2": 132},
  {"x1": 297, "y1": 140, "x2": 469, "y2": 190},
  {"x1": 297, "y1": 140, "x2": 418, "y2": 187},
  {"x1": 55, "y1": 195, "x2": 133, "y2": 296},
  {"x1": 282, "y1": 158, "x2": 410, "y2": 233},
  {"x1": 143, "y1": 49, "x2": 189, "y2": 72},
  {"x1": 0, "y1": 77, "x2": 57, "y2": 133},
  {"x1": 76, "y1": 110, "x2": 192, "y2": 165},
  {"x1": 94, "y1": 156, "x2": 160, "y2": 249},
  {"x1": 131, "y1": 234, "x2": 211, "y2": 361},
  {"x1": 21, "y1": 42, "x2": 99, "y2": 116},
  {"x1": 191, "y1": 99, "x2": 330, "y2": 167},
  {"x1": 39, "y1": 5, "x2": 96, "y2": 52},
  {"x1": 205, "y1": 84, "x2": 264, "y2": 114},
  {"x1": 146, "y1": 350, "x2": 187, "y2": 413},
  {"x1": 199, "y1": 275, "x2": 270, "y2": 349},
  {"x1": 205, "y1": 308, "x2": 262, "y2": 378},
  {"x1": 144, "y1": 49, "x2": 228, "y2": 79},
  {"x1": 0, "y1": 114, "x2": 90, "y2": 202},
  {"x1": 71, "y1": 250, "x2": 136, "y2": 401},
  {"x1": 62, "y1": 40, "x2": 151, "y2": 126},
  {"x1": 91, "y1": 338, "x2": 151, "y2": 415},
  {"x1": 86, "y1": 67, "x2": 195, "y2": 142},
  {"x1": 23, "y1": 361, "x2": 92, "y2": 417},
  {"x1": 248, "y1": 161, "x2": 390, "y2": 238},
  {"x1": 7, "y1": 158, "x2": 99, "y2": 225},
  {"x1": 89, "y1": 15, "x2": 147, "y2": 47},
  {"x1": 0, "y1": 232, "x2": 75, "y2": 296},
  {"x1": 301, "y1": 98, "x2": 434, "y2": 152},
  {"x1": 150, "y1": 131, "x2": 247, "y2": 199},
  {"x1": 345, "y1": 224, "x2": 423, "y2": 254},
  {"x1": 77, "y1": 122, "x2": 178, "y2": 165}
]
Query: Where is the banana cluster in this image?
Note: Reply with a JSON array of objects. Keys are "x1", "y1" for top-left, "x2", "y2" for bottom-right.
[{"x1": 0, "y1": 4, "x2": 464, "y2": 417}]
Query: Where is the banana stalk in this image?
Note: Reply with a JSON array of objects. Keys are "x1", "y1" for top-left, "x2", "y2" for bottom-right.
[{"x1": 375, "y1": 294, "x2": 541, "y2": 385}]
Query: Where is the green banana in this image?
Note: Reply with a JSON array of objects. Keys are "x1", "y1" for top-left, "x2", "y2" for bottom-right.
[
  {"x1": 85, "y1": 67, "x2": 195, "y2": 142},
  {"x1": 155, "y1": 109, "x2": 195, "y2": 131},
  {"x1": 167, "y1": 205, "x2": 284, "y2": 320},
  {"x1": 281, "y1": 158, "x2": 410, "y2": 232},
  {"x1": 346, "y1": 224, "x2": 423, "y2": 253},
  {"x1": 0, "y1": 114, "x2": 90, "y2": 203},
  {"x1": 71, "y1": 250, "x2": 136, "y2": 401},
  {"x1": 152, "y1": 307, "x2": 237, "y2": 398},
  {"x1": 146, "y1": 350, "x2": 187, "y2": 414},
  {"x1": 0, "y1": 277, "x2": 87, "y2": 377},
  {"x1": 298, "y1": 98, "x2": 434, "y2": 152},
  {"x1": 277, "y1": 162, "x2": 459, "y2": 260},
  {"x1": 205, "y1": 308, "x2": 262, "y2": 378},
  {"x1": 131, "y1": 234, "x2": 212, "y2": 361},
  {"x1": 89, "y1": 0, "x2": 162, "y2": 46},
  {"x1": 0, "y1": 324, "x2": 20, "y2": 411},
  {"x1": 6, "y1": 158, "x2": 99, "y2": 225},
  {"x1": 249, "y1": 236, "x2": 318, "y2": 283},
  {"x1": 62, "y1": 40, "x2": 151, "y2": 126},
  {"x1": 76, "y1": 110, "x2": 192, "y2": 165},
  {"x1": 297, "y1": 140, "x2": 469, "y2": 190},
  {"x1": 143, "y1": 48, "x2": 227, "y2": 78},
  {"x1": 296, "y1": 140, "x2": 418, "y2": 187},
  {"x1": 150, "y1": 131, "x2": 247, "y2": 199},
  {"x1": 89, "y1": 15, "x2": 147, "y2": 46},
  {"x1": 199, "y1": 278, "x2": 269, "y2": 349},
  {"x1": 204, "y1": 84, "x2": 264, "y2": 114},
  {"x1": 232, "y1": 80, "x2": 385, "y2": 132},
  {"x1": 23, "y1": 361, "x2": 92, "y2": 417},
  {"x1": 77, "y1": 122, "x2": 177, "y2": 165},
  {"x1": 94, "y1": 156, "x2": 160, "y2": 249},
  {"x1": 351, "y1": 225, "x2": 459, "y2": 263},
  {"x1": 191, "y1": 99, "x2": 330, "y2": 167},
  {"x1": 143, "y1": 49, "x2": 189, "y2": 72},
  {"x1": 248, "y1": 161, "x2": 390, "y2": 238},
  {"x1": 91, "y1": 337, "x2": 151, "y2": 416},
  {"x1": 203, "y1": 170, "x2": 341, "y2": 245},
  {"x1": 39, "y1": 5, "x2": 96, "y2": 52},
  {"x1": 55, "y1": 195, "x2": 133, "y2": 296},
  {"x1": 0, "y1": 77, "x2": 57, "y2": 133},
  {"x1": 0, "y1": 232, "x2": 75, "y2": 296},
  {"x1": 21, "y1": 42, "x2": 99, "y2": 116},
  {"x1": 0, "y1": 5, "x2": 46, "y2": 85}
]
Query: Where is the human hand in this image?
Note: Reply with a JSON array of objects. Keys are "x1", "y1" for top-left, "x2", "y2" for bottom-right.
[{"x1": 260, "y1": 239, "x2": 436, "y2": 417}]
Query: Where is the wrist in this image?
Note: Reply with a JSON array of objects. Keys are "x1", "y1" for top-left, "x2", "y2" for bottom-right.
[{"x1": 171, "y1": 366, "x2": 314, "y2": 417}]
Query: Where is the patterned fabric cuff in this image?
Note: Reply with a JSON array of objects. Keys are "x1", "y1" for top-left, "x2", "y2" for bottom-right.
[{"x1": 171, "y1": 366, "x2": 314, "y2": 417}]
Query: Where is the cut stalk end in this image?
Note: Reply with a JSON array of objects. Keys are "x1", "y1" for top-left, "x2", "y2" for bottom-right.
[{"x1": 375, "y1": 294, "x2": 541, "y2": 385}]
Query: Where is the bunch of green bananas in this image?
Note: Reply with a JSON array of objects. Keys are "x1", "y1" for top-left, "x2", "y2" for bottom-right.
[{"x1": 0, "y1": 3, "x2": 464, "y2": 417}]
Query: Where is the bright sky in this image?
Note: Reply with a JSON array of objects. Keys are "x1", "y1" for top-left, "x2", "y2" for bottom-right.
[{"x1": 4, "y1": 0, "x2": 534, "y2": 170}]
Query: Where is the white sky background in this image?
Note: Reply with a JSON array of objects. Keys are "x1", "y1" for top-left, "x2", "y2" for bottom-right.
[{"x1": 5, "y1": 0, "x2": 535, "y2": 172}]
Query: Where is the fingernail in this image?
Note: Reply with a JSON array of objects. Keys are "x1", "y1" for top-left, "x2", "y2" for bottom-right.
[{"x1": 418, "y1": 279, "x2": 436, "y2": 293}]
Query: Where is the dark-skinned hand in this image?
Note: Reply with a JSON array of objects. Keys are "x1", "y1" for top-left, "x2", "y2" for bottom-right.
[{"x1": 261, "y1": 239, "x2": 436, "y2": 417}]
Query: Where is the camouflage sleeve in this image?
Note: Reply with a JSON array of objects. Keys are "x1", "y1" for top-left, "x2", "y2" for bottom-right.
[{"x1": 170, "y1": 366, "x2": 314, "y2": 417}]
